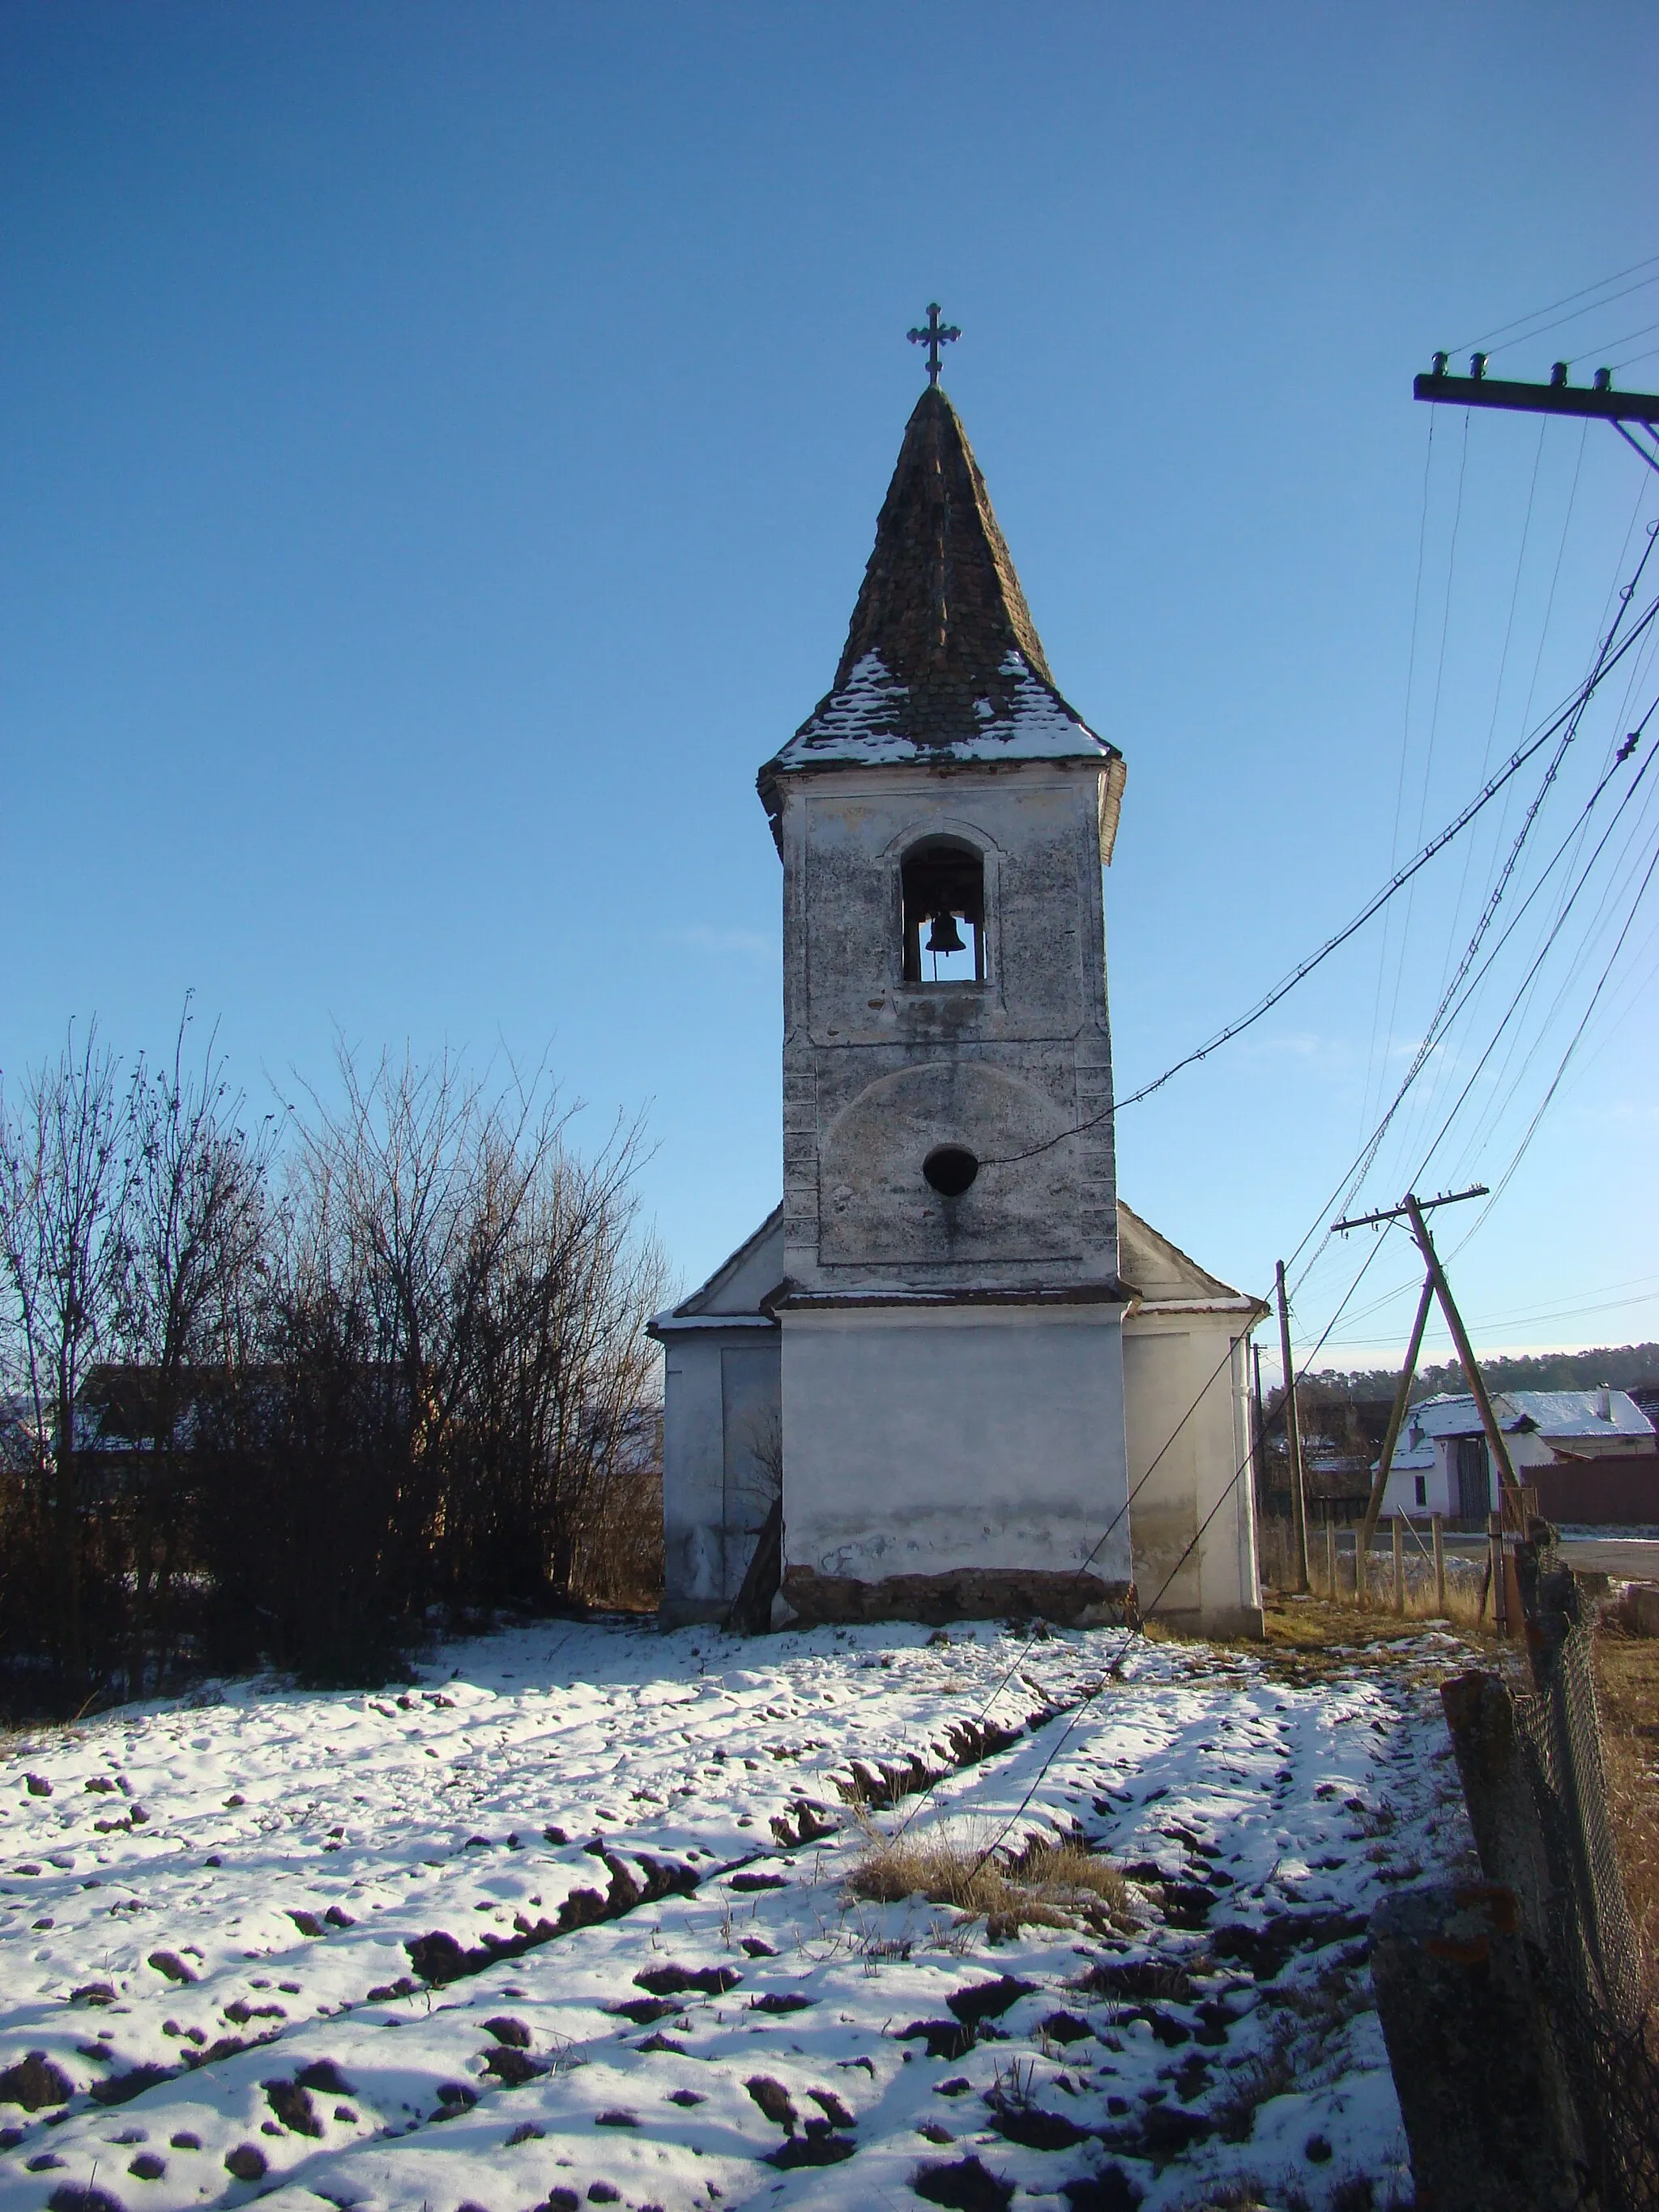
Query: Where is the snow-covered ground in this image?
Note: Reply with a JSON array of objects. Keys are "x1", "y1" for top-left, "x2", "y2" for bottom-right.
[{"x1": 0, "y1": 1617, "x2": 1478, "y2": 2212}]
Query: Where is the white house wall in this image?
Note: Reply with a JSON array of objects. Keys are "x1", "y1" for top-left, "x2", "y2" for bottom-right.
[
  {"x1": 1123, "y1": 1308, "x2": 1263, "y2": 1639},
  {"x1": 778, "y1": 1302, "x2": 1132, "y2": 1626},
  {"x1": 659, "y1": 1325, "x2": 781, "y2": 1628},
  {"x1": 1378, "y1": 1424, "x2": 1575, "y2": 1522}
]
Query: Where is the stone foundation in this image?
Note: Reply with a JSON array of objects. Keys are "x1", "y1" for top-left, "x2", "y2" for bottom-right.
[{"x1": 779, "y1": 1564, "x2": 1135, "y2": 1630}]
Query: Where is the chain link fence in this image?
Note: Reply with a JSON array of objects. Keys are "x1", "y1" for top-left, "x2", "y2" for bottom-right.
[{"x1": 1512, "y1": 1544, "x2": 1657, "y2": 2212}]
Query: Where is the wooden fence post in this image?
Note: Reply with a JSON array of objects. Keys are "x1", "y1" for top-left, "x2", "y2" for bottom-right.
[
  {"x1": 1487, "y1": 1513, "x2": 1507, "y2": 1637},
  {"x1": 1325, "y1": 1519, "x2": 1337, "y2": 1600},
  {"x1": 1370, "y1": 1884, "x2": 1586, "y2": 2211},
  {"x1": 1392, "y1": 1516, "x2": 1405, "y2": 1615},
  {"x1": 1431, "y1": 1512, "x2": 1445, "y2": 1614},
  {"x1": 1437, "y1": 1671, "x2": 1551, "y2": 1937}
]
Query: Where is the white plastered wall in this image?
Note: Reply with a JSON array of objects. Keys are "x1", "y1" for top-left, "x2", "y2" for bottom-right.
[
  {"x1": 779, "y1": 1302, "x2": 1133, "y2": 1596},
  {"x1": 651, "y1": 1213, "x2": 784, "y2": 1628},
  {"x1": 1119, "y1": 1206, "x2": 1265, "y2": 1638}
]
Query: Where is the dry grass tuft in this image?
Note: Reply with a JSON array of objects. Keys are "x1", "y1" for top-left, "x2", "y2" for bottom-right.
[
  {"x1": 847, "y1": 1818, "x2": 1137, "y2": 1939},
  {"x1": 1249, "y1": 1589, "x2": 1499, "y2": 1684},
  {"x1": 1259, "y1": 1517, "x2": 1491, "y2": 1634}
]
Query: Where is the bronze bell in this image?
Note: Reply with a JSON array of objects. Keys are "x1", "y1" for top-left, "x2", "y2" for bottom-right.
[{"x1": 925, "y1": 907, "x2": 966, "y2": 955}]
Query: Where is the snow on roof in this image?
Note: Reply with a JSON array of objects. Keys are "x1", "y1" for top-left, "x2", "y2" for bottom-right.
[
  {"x1": 1384, "y1": 1387, "x2": 1655, "y2": 1468},
  {"x1": 770, "y1": 649, "x2": 1115, "y2": 769},
  {"x1": 757, "y1": 386, "x2": 1123, "y2": 816},
  {"x1": 1500, "y1": 1388, "x2": 1655, "y2": 1438}
]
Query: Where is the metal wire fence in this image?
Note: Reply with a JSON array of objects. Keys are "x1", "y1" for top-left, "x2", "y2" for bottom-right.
[{"x1": 1513, "y1": 1549, "x2": 1657, "y2": 2212}]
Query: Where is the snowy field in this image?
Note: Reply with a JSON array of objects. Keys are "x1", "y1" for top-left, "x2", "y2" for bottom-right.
[{"x1": 0, "y1": 1617, "x2": 1478, "y2": 2212}]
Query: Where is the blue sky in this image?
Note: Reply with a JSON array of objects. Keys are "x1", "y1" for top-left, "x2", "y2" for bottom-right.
[{"x1": 4, "y1": 2, "x2": 1657, "y2": 1368}]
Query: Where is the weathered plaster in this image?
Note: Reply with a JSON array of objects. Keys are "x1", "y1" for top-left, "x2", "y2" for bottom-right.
[
  {"x1": 778, "y1": 761, "x2": 1121, "y2": 1297},
  {"x1": 655, "y1": 388, "x2": 1265, "y2": 1637},
  {"x1": 1119, "y1": 1205, "x2": 1265, "y2": 1639},
  {"x1": 650, "y1": 1212, "x2": 783, "y2": 1628},
  {"x1": 777, "y1": 1302, "x2": 1133, "y2": 1615}
]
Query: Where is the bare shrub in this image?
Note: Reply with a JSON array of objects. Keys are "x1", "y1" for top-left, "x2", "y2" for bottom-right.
[
  {"x1": 570, "y1": 1462, "x2": 664, "y2": 1613},
  {"x1": 1207, "y1": 2031, "x2": 1297, "y2": 2144},
  {"x1": 114, "y1": 1005, "x2": 272, "y2": 1696},
  {"x1": 212, "y1": 1043, "x2": 668, "y2": 1677}
]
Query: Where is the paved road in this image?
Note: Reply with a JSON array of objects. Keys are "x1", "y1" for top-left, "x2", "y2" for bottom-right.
[
  {"x1": 1397, "y1": 1532, "x2": 1659, "y2": 1580},
  {"x1": 1553, "y1": 1535, "x2": 1659, "y2": 1580}
]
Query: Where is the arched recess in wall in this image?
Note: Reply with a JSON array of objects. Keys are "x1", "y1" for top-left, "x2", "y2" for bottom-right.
[{"x1": 817, "y1": 1059, "x2": 1078, "y2": 1266}]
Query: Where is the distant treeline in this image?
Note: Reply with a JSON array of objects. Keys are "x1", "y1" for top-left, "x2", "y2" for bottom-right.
[
  {"x1": 1299, "y1": 1345, "x2": 1659, "y2": 1403},
  {"x1": 0, "y1": 1016, "x2": 666, "y2": 1716}
]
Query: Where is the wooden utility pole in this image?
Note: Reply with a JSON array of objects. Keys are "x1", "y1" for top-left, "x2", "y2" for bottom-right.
[
  {"x1": 1415, "y1": 356, "x2": 1659, "y2": 476},
  {"x1": 1275, "y1": 1260, "x2": 1309, "y2": 1593},
  {"x1": 1401, "y1": 1196, "x2": 1520, "y2": 1502},
  {"x1": 1432, "y1": 1512, "x2": 1446, "y2": 1613},
  {"x1": 1354, "y1": 1273, "x2": 1434, "y2": 1609},
  {"x1": 1335, "y1": 1185, "x2": 1523, "y2": 1618},
  {"x1": 1251, "y1": 1343, "x2": 1267, "y2": 1511}
]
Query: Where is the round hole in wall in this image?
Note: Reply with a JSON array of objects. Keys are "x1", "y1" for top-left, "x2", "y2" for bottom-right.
[{"x1": 923, "y1": 1145, "x2": 979, "y2": 1198}]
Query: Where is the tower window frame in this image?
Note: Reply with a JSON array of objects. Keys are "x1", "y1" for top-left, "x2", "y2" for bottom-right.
[{"x1": 900, "y1": 837, "x2": 987, "y2": 985}]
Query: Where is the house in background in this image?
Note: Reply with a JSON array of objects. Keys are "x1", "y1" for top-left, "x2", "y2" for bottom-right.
[{"x1": 1377, "y1": 1388, "x2": 1657, "y2": 1526}]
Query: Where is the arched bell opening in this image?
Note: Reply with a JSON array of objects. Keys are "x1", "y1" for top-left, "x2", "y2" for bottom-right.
[{"x1": 901, "y1": 837, "x2": 985, "y2": 984}]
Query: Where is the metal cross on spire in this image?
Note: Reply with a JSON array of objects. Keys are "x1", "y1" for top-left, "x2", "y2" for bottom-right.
[{"x1": 907, "y1": 302, "x2": 960, "y2": 386}]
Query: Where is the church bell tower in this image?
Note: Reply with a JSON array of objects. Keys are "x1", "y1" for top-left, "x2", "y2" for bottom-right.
[{"x1": 756, "y1": 379, "x2": 1136, "y2": 1626}]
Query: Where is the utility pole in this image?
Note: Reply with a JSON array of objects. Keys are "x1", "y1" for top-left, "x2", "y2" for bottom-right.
[
  {"x1": 1415, "y1": 355, "x2": 1659, "y2": 475},
  {"x1": 1401, "y1": 1196, "x2": 1520, "y2": 1501},
  {"x1": 1354, "y1": 1273, "x2": 1435, "y2": 1610},
  {"x1": 1335, "y1": 1185, "x2": 1523, "y2": 1622},
  {"x1": 1275, "y1": 1260, "x2": 1309, "y2": 1593}
]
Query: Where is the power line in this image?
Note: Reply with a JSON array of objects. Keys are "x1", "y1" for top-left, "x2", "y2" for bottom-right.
[
  {"x1": 1372, "y1": 697, "x2": 1655, "y2": 1204},
  {"x1": 1479, "y1": 837, "x2": 1659, "y2": 1214},
  {"x1": 1410, "y1": 727, "x2": 1659, "y2": 1186},
  {"x1": 1449, "y1": 258, "x2": 1659, "y2": 357},
  {"x1": 1563, "y1": 315, "x2": 1659, "y2": 365},
  {"x1": 980, "y1": 587, "x2": 1659, "y2": 1174},
  {"x1": 1360, "y1": 415, "x2": 1440, "y2": 1143},
  {"x1": 962, "y1": 1232, "x2": 1392, "y2": 1872},
  {"x1": 1430, "y1": 497, "x2": 1659, "y2": 1180},
  {"x1": 1300, "y1": 531, "x2": 1659, "y2": 1256},
  {"x1": 1375, "y1": 410, "x2": 1473, "y2": 1136},
  {"x1": 1443, "y1": 694, "x2": 1659, "y2": 1183}
]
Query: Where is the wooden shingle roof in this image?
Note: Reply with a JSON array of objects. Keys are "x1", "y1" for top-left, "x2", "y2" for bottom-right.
[{"x1": 759, "y1": 387, "x2": 1123, "y2": 802}]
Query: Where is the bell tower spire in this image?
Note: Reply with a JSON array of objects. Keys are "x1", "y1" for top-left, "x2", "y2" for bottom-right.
[
  {"x1": 758, "y1": 385, "x2": 1124, "y2": 858},
  {"x1": 757, "y1": 385, "x2": 1137, "y2": 1630}
]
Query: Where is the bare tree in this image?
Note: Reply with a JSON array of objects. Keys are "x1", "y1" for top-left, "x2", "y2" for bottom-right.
[
  {"x1": 0, "y1": 1025, "x2": 129, "y2": 1684},
  {"x1": 116, "y1": 1004, "x2": 273, "y2": 1694},
  {"x1": 472, "y1": 1119, "x2": 668, "y2": 1603},
  {"x1": 2, "y1": 1021, "x2": 668, "y2": 1699}
]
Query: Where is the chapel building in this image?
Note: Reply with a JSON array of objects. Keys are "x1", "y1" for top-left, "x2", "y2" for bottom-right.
[{"x1": 650, "y1": 381, "x2": 1265, "y2": 1638}]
